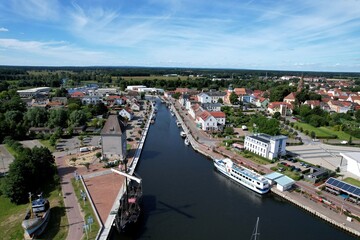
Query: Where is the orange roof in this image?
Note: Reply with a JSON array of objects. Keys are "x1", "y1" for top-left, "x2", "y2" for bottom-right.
[
  {"x1": 284, "y1": 92, "x2": 296, "y2": 100},
  {"x1": 233, "y1": 88, "x2": 247, "y2": 95},
  {"x1": 268, "y1": 102, "x2": 293, "y2": 109},
  {"x1": 210, "y1": 111, "x2": 225, "y2": 118},
  {"x1": 107, "y1": 95, "x2": 121, "y2": 100},
  {"x1": 199, "y1": 111, "x2": 212, "y2": 121},
  {"x1": 71, "y1": 91, "x2": 85, "y2": 97}
]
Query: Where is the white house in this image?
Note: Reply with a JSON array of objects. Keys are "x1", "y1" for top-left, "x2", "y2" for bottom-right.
[
  {"x1": 209, "y1": 111, "x2": 226, "y2": 125},
  {"x1": 119, "y1": 108, "x2": 134, "y2": 121},
  {"x1": 195, "y1": 111, "x2": 218, "y2": 131},
  {"x1": 97, "y1": 88, "x2": 118, "y2": 97},
  {"x1": 17, "y1": 87, "x2": 51, "y2": 98},
  {"x1": 244, "y1": 134, "x2": 287, "y2": 160},
  {"x1": 130, "y1": 102, "x2": 141, "y2": 111},
  {"x1": 197, "y1": 91, "x2": 226, "y2": 104},
  {"x1": 126, "y1": 85, "x2": 147, "y2": 91}
]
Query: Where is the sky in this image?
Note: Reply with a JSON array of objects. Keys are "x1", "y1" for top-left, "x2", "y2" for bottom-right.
[{"x1": 0, "y1": 0, "x2": 359, "y2": 72}]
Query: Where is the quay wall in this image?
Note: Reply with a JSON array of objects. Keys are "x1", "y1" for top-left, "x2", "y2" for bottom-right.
[
  {"x1": 98, "y1": 101, "x2": 155, "y2": 240},
  {"x1": 271, "y1": 188, "x2": 360, "y2": 237},
  {"x1": 169, "y1": 98, "x2": 360, "y2": 238}
]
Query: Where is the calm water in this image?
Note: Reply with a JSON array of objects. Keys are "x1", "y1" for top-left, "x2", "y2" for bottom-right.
[{"x1": 112, "y1": 100, "x2": 356, "y2": 240}]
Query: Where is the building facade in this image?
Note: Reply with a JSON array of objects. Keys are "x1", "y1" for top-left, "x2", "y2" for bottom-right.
[
  {"x1": 244, "y1": 133, "x2": 287, "y2": 160},
  {"x1": 100, "y1": 115, "x2": 127, "y2": 161}
]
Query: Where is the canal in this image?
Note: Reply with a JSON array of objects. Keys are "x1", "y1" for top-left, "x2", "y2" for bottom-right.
[{"x1": 112, "y1": 99, "x2": 356, "y2": 240}]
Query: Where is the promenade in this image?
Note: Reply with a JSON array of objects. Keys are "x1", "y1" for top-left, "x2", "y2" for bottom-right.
[{"x1": 169, "y1": 98, "x2": 360, "y2": 237}]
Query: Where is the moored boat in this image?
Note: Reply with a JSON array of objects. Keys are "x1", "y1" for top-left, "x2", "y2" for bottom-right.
[
  {"x1": 184, "y1": 138, "x2": 190, "y2": 146},
  {"x1": 22, "y1": 193, "x2": 51, "y2": 239},
  {"x1": 111, "y1": 165, "x2": 142, "y2": 233},
  {"x1": 213, "y1": 158, "x2": 270, "y2": 194},
  {"x1": 180, "y1": 131, "x2": 186, "y2": 138}
]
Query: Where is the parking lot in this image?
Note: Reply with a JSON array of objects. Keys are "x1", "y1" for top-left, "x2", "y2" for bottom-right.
[{"x1": 287, "y1": 143, "x2": 360, "y2": 179}]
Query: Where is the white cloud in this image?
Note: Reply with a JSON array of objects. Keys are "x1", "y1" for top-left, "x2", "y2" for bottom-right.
[{"x1": 0, "y1": 27, "x2": 8, "y2": 32}]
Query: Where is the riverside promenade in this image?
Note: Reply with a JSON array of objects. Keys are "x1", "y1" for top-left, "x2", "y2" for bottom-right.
[
  {"x1": 167, "y1": 97, "x2": 360, "y2": 237},
  {"x1": 55, "y1": 100, "x2": 154, "y2": 240}
]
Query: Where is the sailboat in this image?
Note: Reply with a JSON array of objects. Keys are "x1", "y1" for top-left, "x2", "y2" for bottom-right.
[
  {"x1": 250, "y1": 217, "x2": 260, "y2": 240},
  {"x1": 111, "y1": 160, "x2": 142, "y2": 233}
]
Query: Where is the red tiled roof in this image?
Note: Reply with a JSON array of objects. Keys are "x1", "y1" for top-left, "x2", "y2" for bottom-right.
[
  {"x1": 284, "y1": 92, "x2": 296, "y2": 100},
  {"x1": 71, "y1": 91, "x2": 85, "y2": 97},
  {"x1": 199, "y1": 111, "x2": 212, "y2": 121},
  {"x1": 210, "y1": 111, "x2": 225, "y2": 118},
  {"x1": 268, "y1": 102, "x2": 293, "y2": 109}
]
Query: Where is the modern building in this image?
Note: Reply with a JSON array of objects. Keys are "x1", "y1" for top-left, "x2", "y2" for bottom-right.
[
  {"x1": 340, "y1": 152, "x2": 360, "y2": 177},
  {"x1": 264, "y1": 172, "x2": 295, "y2": 191},
  {"x1": 17, "y1": 87, "x2": 51, "y2": 98},
  {"x1": 100, "y1": 115, "x2": 127, "y2": 161},
  {"x1": 244, "y1": 134, "x2": 287, "y2": 160}
]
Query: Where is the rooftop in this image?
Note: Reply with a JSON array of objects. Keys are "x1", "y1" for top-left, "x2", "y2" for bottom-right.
[{"x1": 101, "y1": 115, "x2": 126, "y2": 136}]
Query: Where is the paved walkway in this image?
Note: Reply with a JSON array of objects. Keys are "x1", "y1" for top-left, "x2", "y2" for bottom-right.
[{"x1": 55, "y1": 153, "x2": 84, "y2": 240}]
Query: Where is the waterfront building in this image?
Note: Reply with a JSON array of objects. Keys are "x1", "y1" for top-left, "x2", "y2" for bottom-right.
[
  {"x1": 101, "y1": 115, "x2": 127, "y2": 161},
  {"x1": 244, "y1": 133, "x2": 287, "y2": 160},
  {"x1": 264, "y1": 172, "x2": 295, "y2": 191},
  {"x1": 195, "y1": 111, "x2": 218, "y2": 131}
]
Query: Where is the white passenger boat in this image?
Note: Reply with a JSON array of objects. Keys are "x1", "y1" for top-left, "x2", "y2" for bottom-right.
[
  {"x1": 213, "y1": 158, "x2": 270, "y2": 194},
  {"x1": 176, "y1": 121, "x2": 182, "y2": 127},
  {"x1": 184, "y1": 138, "x2": 190, "y2": 146}
]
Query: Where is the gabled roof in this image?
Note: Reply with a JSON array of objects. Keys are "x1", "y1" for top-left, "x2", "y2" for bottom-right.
[
  {"x1": 233, "y1": 88, "x2": 247, "y2": 95},
  {"x1": 101, "y1": 115, "x2": 126, "y2": 135},
  {"x1": 199, "y1": 111, "x2": 212, "y2": 121},
  {"x1": 284, "y1": 92, "x2": 296, "y2": 100},
  {"x1": 268, "y1": 102, "x2": 293, "y2": 109}
]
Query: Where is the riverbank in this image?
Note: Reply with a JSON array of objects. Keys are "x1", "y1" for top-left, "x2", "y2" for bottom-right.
[{"x1": 167, "y1": 97, "x2": 360, "y2": 237}]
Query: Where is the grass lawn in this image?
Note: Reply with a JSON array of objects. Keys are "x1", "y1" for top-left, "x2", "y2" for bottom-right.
[
  {"x1": 71, "y1": 178, "x2": 100, "y2": 239},
  {"x1": 39, "y1": 139, "x2": 55, "y2": 152},
  {"x1": 4, "y1": 145, "x2": 18, "y2": 158},
  {"x1": 343, "y1": 177, "x2": 360, "y2": 188},
  {"x1": 121, "y1": 75, "x2": 190, "y2": 81},
  {"x1": 239, "y1": 151, "x2": 271, "y2": 165},
  {"x1": 294, "y1": 122, "x2": 357, "y2": 140},
  {"x1": 0, "y1": 180, "x2": 68, "y2": 240}
]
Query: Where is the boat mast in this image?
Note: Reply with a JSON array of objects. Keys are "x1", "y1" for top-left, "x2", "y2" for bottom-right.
[
  {"x1": 251, "y1": 217, "x2": 260, "y2": 240},
  {"x1": 28, "y1": 192, "x2": 33, "y2": 219}
]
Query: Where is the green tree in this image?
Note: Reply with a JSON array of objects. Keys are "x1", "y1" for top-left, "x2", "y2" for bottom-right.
[
  {"x1": 53, "y1": 87, "x2": 68, "y2": 97},
  {"x1": 69, "y1": 110, "x2": 87, "y2": 127},
  {"x1": 48, "y1": 108, "x2": 68, "y2": 128},
  {"x1": 355, "y1": 110, "x2": 360, "y2": 122},
  {"x1": 3, "y1": 146, "x2": 55, "y2": 204},
  {"x1": 217, "y1": 98, "x2": 223, "y2": 104},
  {"x1": 229, "y1": 92, "x2": 238, "y2": 105},
  {"x1": 310, "y1": 131, "x2": 316, "y2": 139},
  {"x1": 273, "y1": 112, "x2": 281, "y2": 119},
  {"x1": 24, "y1": 107, "x2": 48, "y2": 127},
  {"x1": 224, "y1": 127, "x2": 234, "y2": 135}
]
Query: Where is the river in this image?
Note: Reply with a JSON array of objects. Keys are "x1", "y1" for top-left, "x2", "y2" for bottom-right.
[{"x1": 111, "y1": 99, "x2": 356, "y2": 240}]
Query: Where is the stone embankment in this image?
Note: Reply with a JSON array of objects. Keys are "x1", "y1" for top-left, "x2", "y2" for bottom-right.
[{"x1": 168, "y1": 98, "x2": 360, "y2": 238}]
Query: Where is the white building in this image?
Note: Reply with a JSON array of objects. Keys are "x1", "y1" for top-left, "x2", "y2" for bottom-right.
[
  {"x1": 97, "y1": 88, "x2": 118, "y2": 96},
  {"x1": 340, "y1": 152, "x2": 360, "y2": 177},
  {"x1": 17, "y1": 87, "x2": 51, "y2": 98},
  {"x1": 195, "y1": 111, "x2": 218, "y2": 131},
  {"x1": 197, "y1": 91, "x2": 226, "y2": 104},
  {"x1": 126, "y1": 85, "x2": 147, "y2": 92},
  {"x1": 264, "y1": 172, "x2": 295, "y2": 191},
  {"x1": 244, "y1": 134, "x2": 287, "y2": 160},
  {"x1": 119, "y1": 108, "x2": 134, "y2": 121}
]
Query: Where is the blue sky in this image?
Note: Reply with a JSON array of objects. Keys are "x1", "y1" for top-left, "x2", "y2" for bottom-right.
[{"x1": 0, "y1": 0, "x2": 359, "y2": 72}]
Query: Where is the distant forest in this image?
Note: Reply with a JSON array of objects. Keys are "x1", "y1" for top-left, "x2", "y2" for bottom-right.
[{"x1": 0, "y1": 66, "x2": 359, "y2": 92}]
